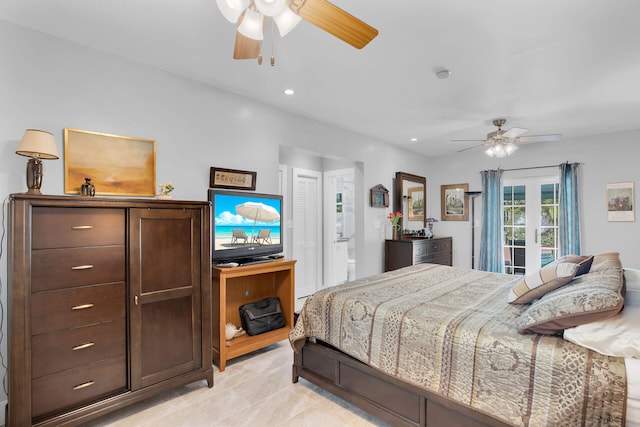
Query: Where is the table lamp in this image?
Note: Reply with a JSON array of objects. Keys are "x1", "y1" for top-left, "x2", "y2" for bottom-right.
[{"x1": 15, "y1": 129, "x2": 59, "y2": 194}]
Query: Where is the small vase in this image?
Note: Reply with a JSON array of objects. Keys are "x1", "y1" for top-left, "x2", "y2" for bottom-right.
[
  {"x1": 392, "y1": 226, "x2": 401, "y2": 240},
  {"x1": 156, "y1": 194, "x2": 172, "y2": 200}
]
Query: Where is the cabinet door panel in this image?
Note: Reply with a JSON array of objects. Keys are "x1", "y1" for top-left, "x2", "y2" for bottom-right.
[{"x1": 129, "y1": 208, "x2": 202, "y2": 389}]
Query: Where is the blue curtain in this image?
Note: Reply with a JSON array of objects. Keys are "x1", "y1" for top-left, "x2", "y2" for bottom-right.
[
  {"x1": 479, "y1": 169, "x2": 504, "y2": 272},
  {"x1": 559, "y1": 162, "x2": 581, "y2": 255}
]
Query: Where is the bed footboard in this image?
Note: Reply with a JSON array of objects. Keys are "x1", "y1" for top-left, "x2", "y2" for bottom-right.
[{"x1": 293, "y1": 340, "x2": 511, "y2": 427}]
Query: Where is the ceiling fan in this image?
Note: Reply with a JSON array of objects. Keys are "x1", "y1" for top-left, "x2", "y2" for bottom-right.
[
  {"x1": 454, "y1": 119, "x2": 562, "y2": 158},
  {"x1": 217, "y1": 0, "x2": 379, "y2": 62}
]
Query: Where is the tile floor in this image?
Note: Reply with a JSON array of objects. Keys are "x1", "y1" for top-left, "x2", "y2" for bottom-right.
[{"x1": 84, "y1": 340, "x2": 391, "y2": 427}]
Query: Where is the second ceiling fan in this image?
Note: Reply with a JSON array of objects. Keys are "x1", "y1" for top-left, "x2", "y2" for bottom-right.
[
  {"x1": 217, "y1": 0, "x2": 379, "y2": 62},
  {"x1": 454, "y1": 119, "x2": 562, "y2": 158}
]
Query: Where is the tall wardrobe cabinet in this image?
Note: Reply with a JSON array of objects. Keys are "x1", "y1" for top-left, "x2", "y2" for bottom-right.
[{"x1": 8, "y1": 194, "x2": 213, "y2": 426}]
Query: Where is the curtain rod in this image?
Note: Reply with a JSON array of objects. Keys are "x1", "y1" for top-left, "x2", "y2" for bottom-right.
[{"x1": 499, "y1": 161, "x2": 581, "y2": 172}]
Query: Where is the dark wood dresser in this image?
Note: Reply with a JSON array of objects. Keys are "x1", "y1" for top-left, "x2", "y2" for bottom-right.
[
  {"x1": 384, "y1": 237, "x2": 452, "y2": 272},
  {"x1": 8, "y1": 194, "x2": 213, "y2": 426}
]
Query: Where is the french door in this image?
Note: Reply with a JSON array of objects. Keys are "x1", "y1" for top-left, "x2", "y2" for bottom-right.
[{"x1": 503, "y1": 178, "x2": 559, "y2": 275}]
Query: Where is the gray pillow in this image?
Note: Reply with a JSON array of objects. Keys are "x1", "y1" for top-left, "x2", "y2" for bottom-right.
[{"x1": 515, "y1": 257, "x2": 624, "y2": 335}]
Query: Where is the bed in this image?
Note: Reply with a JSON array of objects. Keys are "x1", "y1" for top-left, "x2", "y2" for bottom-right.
[{"x1": 290, "y1": 252, "x2": 639, "y2": 426}]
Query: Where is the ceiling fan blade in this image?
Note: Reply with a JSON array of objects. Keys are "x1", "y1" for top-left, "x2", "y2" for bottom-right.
[
  {"x1": 451, "y1": 139, "x2": 486, "y2": 143},
  {"x1": 456, "y1": 143, "x2": 487, "y2": 153},
  {"x1": 289, "y1": 0, "x2": 378, "y2": 49},
  {"x1": 233, "y1": 30, "x2": 262, "y2": 59},
  {"x1": 502, "y1": 127, "x2": 528, "y2": 138},
  {"x1": 516, "y1": 134, "x2": 562, "y2": 144}
]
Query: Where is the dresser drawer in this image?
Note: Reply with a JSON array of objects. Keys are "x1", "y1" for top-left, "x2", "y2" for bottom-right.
[
  {"x1": 32, "y1": 355, "x2": 127, "y2": 419},
  {"x1": 32, "y1": 245, "x2": 125, "y2": 292},
  {"x1": 32, "y1": 282, "x2": 126, "y2": 335},
  {"x1": 424, "y1": 238, "x2": 451, "y2": 254},
  {"x1": 32, "y1": 207, "x2": 125, "y2": 249},
  {"x1": 32, "y1": 319, "x2": 126, "y2": 378}
]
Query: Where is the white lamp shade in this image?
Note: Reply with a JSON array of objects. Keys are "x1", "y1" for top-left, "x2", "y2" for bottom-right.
[
  {"x1": 216, "y1": 0, "x2": 250, "y2": 23},
  {"x1": 16, "y1": 129, "x2": 59, "y2": 159},
  {"x1": 273, "y1": 6, "x2": 302, "y2": 37},
  {"x1": 238, "y1": 8, "x2": 264, "y2": 40},
  {"x1": 255, "y1": 0, "x2": 286, "y2": 17}
]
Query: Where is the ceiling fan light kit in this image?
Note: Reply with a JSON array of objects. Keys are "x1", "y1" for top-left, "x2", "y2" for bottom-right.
[
  {"x1": 454, "y1": 118, "x2": 561, "y2": 158},
  {"x1": 218, "y1": 0, "x2": 378, "y2": 62},
  {"x1": 217, "y1": 0, "x2": 251, "y2": 23},
  {"x1": 237, "y1": 7, "x2": 265, "y2": 40}
]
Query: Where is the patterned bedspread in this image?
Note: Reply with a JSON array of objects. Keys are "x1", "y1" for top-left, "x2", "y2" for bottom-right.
[{"x1": 289, "y1": 263, "x2": 627, "y2": 426}]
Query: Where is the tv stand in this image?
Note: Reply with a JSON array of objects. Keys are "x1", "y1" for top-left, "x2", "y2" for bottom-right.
[
  {"x1": 238, "y1": 256, "x2": 272, "y2": 266},
  {"x1": 212, "y1": 259, "x2": 296, "y2": 371}
]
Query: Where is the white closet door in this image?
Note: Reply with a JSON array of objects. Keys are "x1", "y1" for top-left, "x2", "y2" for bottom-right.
[{"x1": 292, "y1": 168, "x2": 322, "y2": 298}]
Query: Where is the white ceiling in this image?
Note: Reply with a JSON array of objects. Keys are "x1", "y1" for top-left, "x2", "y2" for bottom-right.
[{"x1": 3, "y1": 0, "x2": 640, "y2": 157}]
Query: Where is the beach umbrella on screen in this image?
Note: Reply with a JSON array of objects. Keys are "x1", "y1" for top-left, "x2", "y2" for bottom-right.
[{"x1": 235, "y1": 202, "x2": 280, "y2": 239}]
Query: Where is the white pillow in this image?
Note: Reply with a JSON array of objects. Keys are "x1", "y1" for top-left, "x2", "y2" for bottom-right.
[{"x1": 563, "y1": 268, "x2": 640, "y2": 359}]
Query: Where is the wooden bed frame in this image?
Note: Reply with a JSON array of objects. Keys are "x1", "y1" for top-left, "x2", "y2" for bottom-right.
[{"x1": 292, "y1": 339, "x2": 512, "y2": 427}]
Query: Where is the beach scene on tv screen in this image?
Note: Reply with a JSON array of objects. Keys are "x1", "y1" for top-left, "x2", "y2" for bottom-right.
[{"x1": 214, "y1": 194, "x2": 281, "y2": 251}]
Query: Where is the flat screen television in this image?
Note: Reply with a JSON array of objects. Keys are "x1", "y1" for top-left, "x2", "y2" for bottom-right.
[{"x1": 208, "y1": 189, "x2": 283, "y2": 264}]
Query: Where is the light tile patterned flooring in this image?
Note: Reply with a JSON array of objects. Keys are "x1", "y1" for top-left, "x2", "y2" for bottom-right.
[{"x1": 84, "y1": 340, "x2": 391, "y2": 427}]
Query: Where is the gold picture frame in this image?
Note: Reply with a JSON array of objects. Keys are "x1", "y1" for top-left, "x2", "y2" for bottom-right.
[
  {"x1": 441, "y1": 183, "x2": 469, "y2": 221},
  {"x1": 64, "y1": 128, "x2": 156, "y2": 196},
  {"x1": 407, "y1": 186, "x2": 425, "y2": 221}
]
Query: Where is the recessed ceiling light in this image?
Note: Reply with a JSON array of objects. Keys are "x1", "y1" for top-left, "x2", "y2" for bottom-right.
[
  {"x1": 284, "y1": 89, "x2": 295, "y2": 95},
  {"x1": 410, "y1": 137, "x2": 418, "y2": 142}
]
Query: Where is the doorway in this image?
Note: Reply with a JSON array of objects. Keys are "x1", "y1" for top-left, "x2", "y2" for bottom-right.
[
  {"x1": 279, "y1": 147, "x2": 359, "y2": 300},
  {"x1": 503, "y1": 177, "x2": 559, "y2": 275}
]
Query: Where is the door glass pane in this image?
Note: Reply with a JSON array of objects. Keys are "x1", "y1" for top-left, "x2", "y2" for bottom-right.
[
  {"x1": 540, "y1": 183, "x2": 559, "y2": 267},
  {"x1": 503, "y1": 185, "x2": 526, "y2": 275}
]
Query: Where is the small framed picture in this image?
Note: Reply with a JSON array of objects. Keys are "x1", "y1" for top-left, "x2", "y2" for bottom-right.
[
  {"x1": 441, "y1": 183, "x2": 469, "y2": 221},
  {"x1": 607, "y1": 181, "x2": 634, "y2": 222},
  {"x1": 210, "y1": 167, "x2": 256, "y2": 190},
  {"x1": 370, "y1": 184, "x2": 389, "y2": 208},
  {"x1": 407, "y1": 186, "x2": 424, "y2": 221}
]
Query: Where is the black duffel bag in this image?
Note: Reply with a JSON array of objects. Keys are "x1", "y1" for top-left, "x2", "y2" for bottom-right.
[{"x1": 239, "y1": 297, "x2": 285, "y2": 336}]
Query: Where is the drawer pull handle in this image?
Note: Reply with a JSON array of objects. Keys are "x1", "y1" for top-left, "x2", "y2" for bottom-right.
[
  {"x1": 73, "y1": 381, "x2": 95, "y2": 391},
  {"x1": 71, "y1": 303, "x2": 94, "y2": 310},
  {"x1": 71, "y1": 265, "x2": 94, "y2": 270},
  {"x1": 71, "y1": 225, "x2": 94, "y2": 230},
  {"x1": 72, "y1": 342, "x2": 95, "y2": 351}
]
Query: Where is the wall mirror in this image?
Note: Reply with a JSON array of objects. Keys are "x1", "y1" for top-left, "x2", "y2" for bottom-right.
[{"x1": 394, "y1": 172, "x2": 426, "y2": 231}]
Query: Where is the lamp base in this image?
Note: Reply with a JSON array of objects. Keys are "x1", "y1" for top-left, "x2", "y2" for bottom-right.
[{"x1": 26, "y1": 158, "x2": 44, "y2": 194}]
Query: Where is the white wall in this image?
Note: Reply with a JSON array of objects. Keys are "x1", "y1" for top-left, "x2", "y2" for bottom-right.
[
  {"x1": 0, "y1": 20, "x2": 430, "y2": 409},
  {"x1": 428, "y1": 131, "x2": 640, "y2": 269}
]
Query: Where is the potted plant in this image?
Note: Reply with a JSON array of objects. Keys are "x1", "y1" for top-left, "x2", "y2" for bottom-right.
[{"x1": 157, "y1": 181, "x2": 174, "y2": 199}]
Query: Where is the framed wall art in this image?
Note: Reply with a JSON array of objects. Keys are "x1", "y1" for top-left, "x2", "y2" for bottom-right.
[
  {"x1": 370, "y1": 184, "x2": 389, "y2": 208},
  {"x1": 441, "y1": 183, "x2": 469, "y2": 221},
  {"x1": 64, "y1": 128, "x2": 156, "y2": 196},
  {"x1": 210, "y1": 167, "x2": 256, "y2": 190},
  {"x1": 407, "y1": 186, "x2": 425, "y2": 221},
  {"x1": 607, "y1": 181, "x2": 635, "y2": 222}
]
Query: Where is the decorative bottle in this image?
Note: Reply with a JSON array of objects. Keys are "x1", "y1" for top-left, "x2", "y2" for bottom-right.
[{"x1": 81, "y1": 177, "x2": 95, "y2": 197}]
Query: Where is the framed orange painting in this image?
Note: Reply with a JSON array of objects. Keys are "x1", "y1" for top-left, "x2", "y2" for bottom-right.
[{"x1": 64, "y1": 128, "x2": 156, "y2": 196}]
